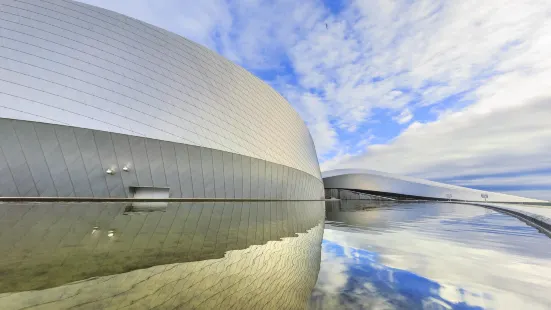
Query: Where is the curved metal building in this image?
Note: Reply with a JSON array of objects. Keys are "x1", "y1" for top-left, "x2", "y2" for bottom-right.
[
  {"x1": 0, "y1": 0, "x2": 323, "y2": 199},
  {"x1": 323, "y1": 169, "x2": 544, "y2": 203}
]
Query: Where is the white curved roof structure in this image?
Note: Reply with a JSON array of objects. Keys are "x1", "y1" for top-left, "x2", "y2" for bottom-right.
[
  {"x1": 0, "y1": 0, "x2": 320, "y2": 179},
  {"x1": 323, "y1": 169, "x2": 544, "y2": 203}
]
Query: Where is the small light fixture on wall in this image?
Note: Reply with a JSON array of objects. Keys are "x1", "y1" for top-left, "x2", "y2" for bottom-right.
[
  {"x1": 122, "y1": 166, "x2": 130, "y2": 172},
  {"x1": 106, "y1": 168, "x2": 115, "y2": 175}
]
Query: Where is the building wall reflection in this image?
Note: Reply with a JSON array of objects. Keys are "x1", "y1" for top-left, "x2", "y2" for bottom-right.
[{"x1": 0, "y1": 201, "x2": 325, "y2": 309}]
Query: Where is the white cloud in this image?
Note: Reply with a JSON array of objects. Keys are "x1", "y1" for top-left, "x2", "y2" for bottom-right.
[
  {"x1": 315, "y1": 0, "x2": 551, "y2": 199},
  {"x1": 393, "y1": 108, "x2": 413, "y2": 124},
  {"x1": 281, "y1": 0, "x2": 551, "y2": 164},
  {"x1": 320, "y1": 151, "x2": 354, "y2": 172},
  {"x1": 328, "y1": 97, "x2": 551, "y2": 191},
  {"x1": 77, "y1": 0, "x2": 323, "y2": 69}
]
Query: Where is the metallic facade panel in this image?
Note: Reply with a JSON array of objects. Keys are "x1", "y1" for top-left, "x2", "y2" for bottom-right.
[
  {"x1": 301, "y1": 170, "x2": 308, "y2": 200},
  {"x1": 211, "y1": 149, "x2": 226, "y2": 199},
  {"x1": 55, "y1": 126, "x2": 94, "y2": 197},
  {"x1": 296, "y1": 170, "x2": 303, "y2": 200},
  {"x1": 0, "y1": 143, "x2": 18, "y2": 196},
  {"x1": 232, "y1": 153, "x2": 243, "y2": 199},
  {"x1": 187, "y1": 145, "x2": 205, "y2": 198},
  {"x1": 323, "y1": 169, "x2": 544, "y2": 203},
  {"x1": 242, "y1": 155, "x2": 251, "y2": 198},
  {"x1": 279, "y1": 165, "x2": 286, "y2": 199},
  {"x1": 264, "y1": 161, "x2": 272, "y2": 199},
  {"x1": 257, "y1": 159, "x2": 266, "y2": 199},
  {"x1": 145, "y1": 138, "x2": 167, "y2": 188},
  {"x1": 160, "y1": 141, "x2": 182, "y2": 198},
  {"x1": 174, "y1": 143, "x2": 194, "y2": 198},
  {"x1": 110, "y1": 133, "x2": 139, "y2": 197},
  {"x1": 200, "y1": 147, "x2": 215, "y2": 198},
  {"x1": 0, "y1": 121, "x2": 38, "y2": 197},
  {"x1": 273, "y1": 164, "x2": 281, "y2": 199},
  {"x1": 33, "y1": 123, "x2": 75, "y2": 197},
  {"x1": 93, "y1": 130, "x2": 125, "y2": 197},
  {"x1": 250, "y1": 157, "x2": 259, "y2": 198},
  {"x1": 11, "y1": 121, "x2": 58, "y2": 197},
  {"x1": 222, "y1": 151, "x2": 234, "y2": 199},
  {"x1": 127, "y1": 136, "x2": 153, "y2": 187},
  {"x1": 281, "y1": 166, "x2": 288, "y2": 199},
  {"x1": 274, "y1": 164, "x2": 282, "y2": 199},
  {"x1": 288, "y1": 169, "x2": 295, "y2": 200},
  {"x1": 0, "y1": 0, "x2": 321, "y2": 180}
]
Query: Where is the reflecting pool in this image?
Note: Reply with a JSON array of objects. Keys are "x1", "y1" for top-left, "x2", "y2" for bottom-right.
[
  {"x1": 0, "y1": 201, "x2": 325, "y2": 309},
  {"x1": 2, "y1": 200, "x2": 550, "y2": 309},
  {"x1": 310, "y1": 201, "x2": 551, "y2": 310}
]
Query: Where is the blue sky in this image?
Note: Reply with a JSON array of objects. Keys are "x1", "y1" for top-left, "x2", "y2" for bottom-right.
[
  {"x1": 314, "y1": 239, "x2": 485, "y2": 309},
  {"x1": 79, "y1": 0, "x2": 551, "y2": 200}
]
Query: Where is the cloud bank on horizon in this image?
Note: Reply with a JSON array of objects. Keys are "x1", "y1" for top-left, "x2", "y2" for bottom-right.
[{"x1": 78, "y1": 0, "x2": 551, "y2": 200}]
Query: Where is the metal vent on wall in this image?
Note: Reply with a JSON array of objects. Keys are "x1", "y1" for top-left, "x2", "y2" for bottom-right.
[{"x1": 126, "y1": 186, "x2": 170, "y2": 212}]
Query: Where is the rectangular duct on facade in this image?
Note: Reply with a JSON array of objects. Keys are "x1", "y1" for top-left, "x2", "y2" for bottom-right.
[{"x1": 128, "y1": 186, "x2": 170, "y2": 212}]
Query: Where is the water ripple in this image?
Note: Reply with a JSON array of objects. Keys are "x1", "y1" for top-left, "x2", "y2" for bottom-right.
[{"x1": 311, "y1": 201, "x2": 551, "y2": 310}]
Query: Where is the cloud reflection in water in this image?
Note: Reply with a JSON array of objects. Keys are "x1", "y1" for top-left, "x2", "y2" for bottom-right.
[
  {"x1": 311, "y1": 202, "x2": 551, "y2": 310},
  {"x1": 311, "y1": 239, "x2": 484, "y2": 310}
]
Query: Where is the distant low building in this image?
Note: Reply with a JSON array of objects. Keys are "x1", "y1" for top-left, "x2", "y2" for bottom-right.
[{"x1": 323, "y1": 169, "x2": 544, "y2": 203}]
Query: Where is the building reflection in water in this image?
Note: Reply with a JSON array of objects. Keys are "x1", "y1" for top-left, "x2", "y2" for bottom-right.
[{"x1": 0, "y1": 201, "x2": 325, "y2": 309}]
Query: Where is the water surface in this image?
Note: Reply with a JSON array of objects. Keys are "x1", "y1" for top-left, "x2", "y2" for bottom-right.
[
  {"x1": 310, "y1": 201, "x2": 551, "y2": 310},
  {"x1": 0, "y1": 201, "x2": 325, "y2": 309},
  {"x1": 2, "y1": 200, "x2": 550, "y2": 309}
]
